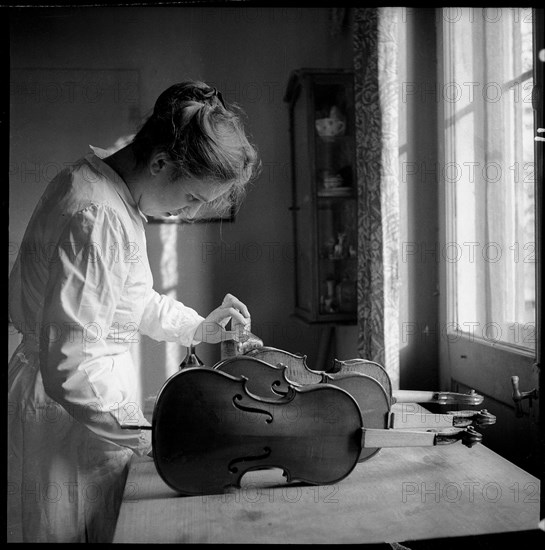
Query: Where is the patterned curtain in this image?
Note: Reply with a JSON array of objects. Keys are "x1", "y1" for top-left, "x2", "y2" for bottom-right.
[{"x1": 354, "y1": 7, "x2": 400, "y2": 389}]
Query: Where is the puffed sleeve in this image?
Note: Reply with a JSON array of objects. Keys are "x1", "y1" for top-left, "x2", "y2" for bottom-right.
[
  {"x1": 138, "y1": 291, "x2": 205, "y2": 347},
  {"x1": 40, "y1": 204, "x2": 151, "y2": 456}
]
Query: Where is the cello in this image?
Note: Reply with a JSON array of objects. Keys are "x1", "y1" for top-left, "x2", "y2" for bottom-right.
[{"x1": 126, "y1": 366, "x2": 483, "y2": 495}]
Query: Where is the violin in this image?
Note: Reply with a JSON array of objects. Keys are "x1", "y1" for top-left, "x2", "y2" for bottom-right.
[
  {"x1": 125, "y1": 366, "x2": 483, "y2": 495},
  {"x1": 245, "y1": 347, "x2": 485, "y2": 407},
  {"x1": 214, "y1": 356, "x2": 493, "y2": 462}
]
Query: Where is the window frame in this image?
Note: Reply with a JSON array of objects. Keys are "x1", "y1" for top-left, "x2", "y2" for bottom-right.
[
  {"x1": 437, "y1": 7, "x2": 539, "y2": 408},
  {"x1": 442, "y1": 7, "x2": 537, "y2": 358}
]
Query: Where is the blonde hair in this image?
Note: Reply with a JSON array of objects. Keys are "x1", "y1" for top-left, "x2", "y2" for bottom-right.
[{"x1": 131, "y1": 81, "x2": 260, "y2": 217}]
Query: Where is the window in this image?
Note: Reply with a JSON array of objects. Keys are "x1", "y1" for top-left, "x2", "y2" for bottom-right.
[{"x1": 443, "y1": 7, "x2": 535, "y2": 352}]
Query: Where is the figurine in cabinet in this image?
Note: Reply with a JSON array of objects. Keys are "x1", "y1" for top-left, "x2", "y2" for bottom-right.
[{"x1": 332, "y1": 233, "x2": 347, "y2": 259}]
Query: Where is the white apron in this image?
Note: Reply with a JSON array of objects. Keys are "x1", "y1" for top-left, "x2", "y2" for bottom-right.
[{"x1": 8, "y1": 148, "x2": 204, "y2": 542}]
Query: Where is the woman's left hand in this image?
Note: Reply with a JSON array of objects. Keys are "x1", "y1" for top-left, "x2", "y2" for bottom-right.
[{"x1": 193, "y1": 293, "x2": 251, "y2": 344}]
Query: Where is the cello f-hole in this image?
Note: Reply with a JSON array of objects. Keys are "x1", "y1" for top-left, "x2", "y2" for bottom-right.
[
  {"x1": 272, "y1": 380, "x2": 289, "y2": 396},
  {"x1": 228, "y1": 446, "x2": 272, "y2": 473},
  {"x1": 233, "y1": 394, "x2": 274, "y2": 424}
]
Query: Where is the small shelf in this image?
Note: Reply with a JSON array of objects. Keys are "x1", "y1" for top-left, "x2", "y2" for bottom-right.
[
  {"x1": 317, "y1": 189, "x2": 354, "y2": 198},
  {"x1": 320, "y1": 256, "x2": 357, "y2": 262},
  {"x1": 315, "y1": 134, "x2": 352, "y2": 143}
]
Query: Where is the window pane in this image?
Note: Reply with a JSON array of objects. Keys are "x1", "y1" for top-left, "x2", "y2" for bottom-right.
[{"x1": 445, "y1": 8, "x2": 535, "y2": 351}]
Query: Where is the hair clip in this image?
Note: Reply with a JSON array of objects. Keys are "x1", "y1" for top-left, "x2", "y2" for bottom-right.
[
  {"x1": 212, "y1": 87, "x2": 227, "y2": 109},
  {"x1": 199, "y1": 86, "x2": 227, "y2": 109}
]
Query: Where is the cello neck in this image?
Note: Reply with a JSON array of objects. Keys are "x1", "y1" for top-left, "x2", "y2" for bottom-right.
[
  {"x1": 361, "y1": 427, "x2": 482, "y2": 449},
  {"x1": 392, "y1": 390, "x2": 484, "y2": 406},
  {"x1": 361, "y1": 428, "x2": 436, "y2": 448}
]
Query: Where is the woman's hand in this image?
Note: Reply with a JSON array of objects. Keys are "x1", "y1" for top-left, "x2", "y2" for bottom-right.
[{"x1": 193, "y1": 293, "x2": 251, "y2": 344}]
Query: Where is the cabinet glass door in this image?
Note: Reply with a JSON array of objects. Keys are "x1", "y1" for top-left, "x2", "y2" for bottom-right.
[
  {"x1": 317, "y1": 198, "x2": 357, "y2": 315},
  {"x1": 313, "y1": 77, "x2": 357, "y2": 320},
  {"x1": 285, "y1": 69, "x2": 357, "y2": 323}
]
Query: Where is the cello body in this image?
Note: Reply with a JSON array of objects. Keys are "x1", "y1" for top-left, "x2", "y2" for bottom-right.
[
  {"x1": 143, "y1": 362, "x2": 483, "y2": 495},
  {"x1": 214, "y1": 357, "x2": 390, "y2": 461},
  {"x1": 152, "y1": 368, "x2": 363, "y2": 495},
  {"x1": 244, "y1": 347, "x2": 323, "y2": 385},
  {"x1": 246, "y1": 347, "x2": 485, "y2": 407}
]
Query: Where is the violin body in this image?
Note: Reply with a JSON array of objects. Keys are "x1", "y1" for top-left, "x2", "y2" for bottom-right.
[{"x1": 152, "y1": 368, "x2": 363, "y2": 495}]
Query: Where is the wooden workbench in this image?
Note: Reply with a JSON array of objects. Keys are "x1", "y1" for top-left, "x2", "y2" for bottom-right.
[{"x1": 113, "y1": 425, "x2": 541, "y2": 544}]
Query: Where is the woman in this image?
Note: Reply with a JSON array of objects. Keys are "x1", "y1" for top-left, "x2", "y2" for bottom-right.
[{"x1": 8, "y1": 81, "x2": 260, "y2": 542}]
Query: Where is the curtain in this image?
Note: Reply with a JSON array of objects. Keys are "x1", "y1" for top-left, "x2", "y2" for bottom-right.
[{"x1": 353, "y1": 7, "x2": 400, "y2": 388}]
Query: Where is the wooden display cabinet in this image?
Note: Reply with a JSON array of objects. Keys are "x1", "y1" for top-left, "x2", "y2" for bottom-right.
[{"x1": 284, "y1": 69, "x2": 357, "y2": 323}]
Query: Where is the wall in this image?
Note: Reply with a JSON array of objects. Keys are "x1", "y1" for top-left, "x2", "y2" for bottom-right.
[
  {"x1": 397, "y1": 8, "x2": 440, "y2": 390},
  {"x1": 9, "y1": 6, "x2": 355, "y2": 408}
]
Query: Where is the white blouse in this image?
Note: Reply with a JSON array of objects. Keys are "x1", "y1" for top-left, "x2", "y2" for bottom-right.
[{"x1": 9, "y1": 146, "x2": 205, "y2": 455}]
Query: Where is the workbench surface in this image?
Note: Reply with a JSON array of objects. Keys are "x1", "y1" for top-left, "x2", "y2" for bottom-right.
[{"x1": 113, "y1": 433, "x2": 540, "y2": 544}]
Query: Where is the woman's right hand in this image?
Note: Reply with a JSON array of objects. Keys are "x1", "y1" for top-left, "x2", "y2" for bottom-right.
[{"x1": 192, "y1": 293, "x2": 251, "y2": 344}]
